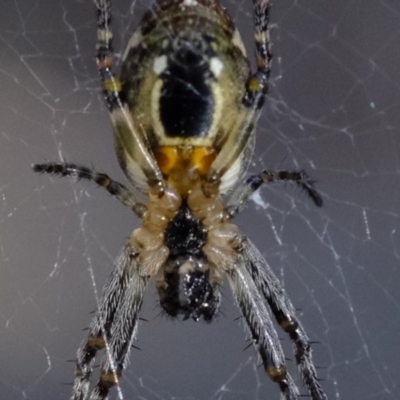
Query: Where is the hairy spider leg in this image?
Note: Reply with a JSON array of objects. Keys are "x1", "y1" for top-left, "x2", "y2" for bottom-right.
[
  {"x1": 71, "y1": 244, "x2": 148, "y2": 400},
  {"x1": 33, "y1": 162, "x2": 146, "y2": 217},
  {"x1": 227, "y1": 247, "x2": 300, "y2": 399},
  {"x1": 205, "y1": 0, "x2": 272, "y2": 190},
  {"x1": 241, "y1": 238, "x2": 328, "y2": 400},
  {"x1": 94, "y1": 0, "x2": 164, "y2": 191},
  {"x1": 225, "y1": 169, "x2": 323, "y2": 218}
]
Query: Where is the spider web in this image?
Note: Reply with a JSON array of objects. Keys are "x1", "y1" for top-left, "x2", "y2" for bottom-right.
[{"x1": 1, "y1": 0, "x2": 399, "y2": 399}]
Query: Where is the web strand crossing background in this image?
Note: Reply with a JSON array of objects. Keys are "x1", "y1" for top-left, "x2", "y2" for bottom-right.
[{"x1": 0, "y1": 1, "x2": 399, "y2": 399}]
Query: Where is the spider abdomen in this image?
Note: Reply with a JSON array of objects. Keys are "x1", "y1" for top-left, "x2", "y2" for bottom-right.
[{"x1": 115, "y1": 0, "x2": 251, "y2": 192}]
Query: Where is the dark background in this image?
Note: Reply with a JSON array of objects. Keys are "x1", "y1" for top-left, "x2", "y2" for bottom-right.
[{"x1": 1, "y1": 0, "x2": 399, "y2": 399}]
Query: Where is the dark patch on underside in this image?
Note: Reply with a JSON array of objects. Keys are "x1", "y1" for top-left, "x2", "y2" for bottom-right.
[
  {"x1": 160, "y1": 265, "x2": 216, "y2": 321},
  {"x1": 161, "y1": 202, "x2": 219, "y2": 321},
  {"x1": 164, "y1": 201, "x2": 206, "y2": 257},
  {"x1": 159, "y1": 41, "x2": 215, "y2": 138}
]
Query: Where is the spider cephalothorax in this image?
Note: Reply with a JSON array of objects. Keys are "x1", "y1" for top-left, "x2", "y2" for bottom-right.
[{"x1": 33, "y1": 0, "x2": 327, "y2": 399}]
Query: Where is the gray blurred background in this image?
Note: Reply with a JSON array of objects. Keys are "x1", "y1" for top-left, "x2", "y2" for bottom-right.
[{"x1": 1, "y1": 0, "x2": 399, "y2": 399}]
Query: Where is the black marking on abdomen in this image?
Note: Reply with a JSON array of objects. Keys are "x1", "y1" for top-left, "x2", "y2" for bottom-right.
[{"x1": 159, "y1": 40, "x2": 215, "y2": 138}]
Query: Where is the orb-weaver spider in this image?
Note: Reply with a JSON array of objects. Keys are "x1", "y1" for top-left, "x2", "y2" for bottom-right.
[{"x1": 34, "y1": 0, "x2": 327, "y2": 399}]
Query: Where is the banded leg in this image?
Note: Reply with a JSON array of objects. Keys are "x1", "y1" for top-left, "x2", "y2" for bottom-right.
[
  {"x1": 93, "y1": 0, "x2": 120, "y2": 112},
  {"x1": 227, "y1": 255, "x2": 299, "y2": 399},
  {"x1": 94, "y1": 0, "x2": 164, "y2": 188},
  {"x1": 225, "y1": 170, "x2": 323, "y2": 218},
  {"x1": 205, "y1": 0, "x2": 272, "y2": 188},
  {"x1": 71, "y1": 243, "x2": 149, "y2": 400},
  {"x1": 33, "y1": 162, "x2": 146, "y2": 217},
  {"x1": 252, "y1": 0, "x2": 272, "y2": 77},
  {"x1": 241, "y1": 237, "x2": 328, "y2": 400},
  {"x1": 242, "y1": 0, "x2": 272, "y2": 106}
]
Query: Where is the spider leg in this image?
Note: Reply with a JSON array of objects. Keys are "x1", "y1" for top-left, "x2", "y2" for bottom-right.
[
  {"x1": 205, "y1": 0, "x2": 272, "y2": 190},
  {"x1": 71, "y1": 243, "x2": 149, "y2": 400},
  {"x1": 252, "y1": 0, "x2": 272, "y2": 79},
  {"x1": 93, "y1": 0, "x2": 117, "y2": 113},
  {"x1": 227, "y1": 252, "x2": 299, "y2": 399},
  {"x1": 33, "y1": 162, "x2": 146, "y2": 217},
  {"x1": 226, "y1": 169, "x2": 323, "y2": 218},
  {"x1": 93, "y1": 0, "x2": 164, "y2": 190},
  {"x1": 241, "y1": 237, "x2": 328, "y2": 400}
]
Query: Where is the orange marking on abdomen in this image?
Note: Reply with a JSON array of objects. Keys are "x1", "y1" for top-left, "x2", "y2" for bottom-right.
[{"x1": 155, "y1": 146, "x2": 216, "y2": 176}]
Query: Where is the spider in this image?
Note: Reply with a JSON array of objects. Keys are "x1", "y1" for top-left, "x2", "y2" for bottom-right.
[{"x1": 33, "y1": 0, "x2": 327, "y2": 399}]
